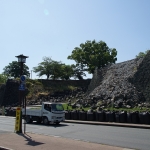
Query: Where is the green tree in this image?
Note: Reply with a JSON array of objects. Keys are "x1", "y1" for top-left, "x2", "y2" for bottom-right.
[
  {"x1": 71, "y1": 64, "x2": 86, "y2": 80},
  {"x1": 3, "y1": 61, "x2": 30, "y2": 78},
  {"x1": 136, "y1": 50, "x2": 150, "y2": 58},
  {"x1": 50, "y1": 60, "x2": 63, "y2": 80},
  {"x1": 0, "y1": 74, "x2": 7, "y2": 84},
  {"x1": 33, "y1": 57, "x2": 87, "y2": 80},
  {"x1": 67, "y1": 40, "x2": 117, "y2": 74},
  {"x1": 33, "y1": 57, "x2": 62, "y2": 80},
  {"x1": 59, "y1": 64, "x2": 74, "y2": 80}
]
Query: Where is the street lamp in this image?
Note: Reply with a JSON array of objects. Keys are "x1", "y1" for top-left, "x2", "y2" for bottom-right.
[
  {"x1": 16, "y1": 54, "x2": 28, "y2": 75},
  {"x1": 16, "y1": 55, "x2": 27, "y2": 63},
  {"x1": 15, "y1": 54, "x2": 28, "y2": 133}
]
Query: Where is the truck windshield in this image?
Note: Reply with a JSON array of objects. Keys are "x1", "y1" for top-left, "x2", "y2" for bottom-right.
[{"x1": 51, "y1": 104, "x2": 64, "y2": 111}]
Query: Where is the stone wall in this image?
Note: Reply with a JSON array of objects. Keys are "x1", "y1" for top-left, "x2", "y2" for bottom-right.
[
  {"x1": 132, "y1": 51, "x2": 150, "y2": 102},
  {"x1": 86, "y1": 66, "x2": 108, "y2": 94},
  {"x1": 38, "y1": 79, "x2": 91, "y2": 89},
  {"x1": 87, "y1": 52, "x2": 150, "y2": 106}
]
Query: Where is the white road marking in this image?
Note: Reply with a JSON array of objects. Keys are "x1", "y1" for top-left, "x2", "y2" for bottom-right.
[{"x1": 54, "y1": 135, "x2": 61, "y2": 138}]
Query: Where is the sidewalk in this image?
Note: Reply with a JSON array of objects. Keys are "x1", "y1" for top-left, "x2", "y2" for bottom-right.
[{"x1": 0, "y1": 132, "x2": 133, "y2": 150}]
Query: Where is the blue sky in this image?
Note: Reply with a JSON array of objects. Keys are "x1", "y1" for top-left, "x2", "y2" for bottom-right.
[{"x1": 0, "y1": 0, "x2": 150, "y2": 79}]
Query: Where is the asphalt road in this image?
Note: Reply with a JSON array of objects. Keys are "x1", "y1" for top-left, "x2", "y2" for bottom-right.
[{"x1": 0, "y1": 116, "x2": 150, "y2": 150}]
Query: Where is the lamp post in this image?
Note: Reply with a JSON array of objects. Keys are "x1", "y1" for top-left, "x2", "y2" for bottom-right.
[{"x1": 15, "y1": 54, "x2": 28, "y2": 133}]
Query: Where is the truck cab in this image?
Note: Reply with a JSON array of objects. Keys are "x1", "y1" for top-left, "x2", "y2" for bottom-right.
[
  {"x1": 42, "y1": 102, "x2": 65, "y2": 124},
  {"x1": 22, "y1": 102, "x2": 65, "y2": 125}
]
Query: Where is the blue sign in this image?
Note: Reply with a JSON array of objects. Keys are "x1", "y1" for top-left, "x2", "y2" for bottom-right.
[
  {"x1": 20, "y1": 75, "x2": 26, "y2": 82},
  {"x1": 19, "y1": 83, "x2": 25, "y2": 91}
]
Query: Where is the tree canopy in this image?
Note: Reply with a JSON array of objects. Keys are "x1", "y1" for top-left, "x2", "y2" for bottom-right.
[
  {"x1": 3, "y1": 61, "x2": 30, "y2": 78},
  {"x1": 33, "y1": 56, "x2": 86, "y2": 80},
  {"x1": 136, "y1": 50, "x2": 150, "y2": 58},
  {"x1": 59, "y1": 64, "x2": 74, "y2": 80},
  {"x1": 0, "y1": 74, "x2": 7, "y2": 84},
  {"x1": 67, "y1": 40, "x2": 117, "y2": 74},
  {"x1": 71, "y1": 64, "x2": 86, "y2": 80},
  {"x1": 33, "y1": 57, "x2": 70, "y2": 80},
  {"x1": 33, "y1": 57, "x2": 55, "y2": 79}
]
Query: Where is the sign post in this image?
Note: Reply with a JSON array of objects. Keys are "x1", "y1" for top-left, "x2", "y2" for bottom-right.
[
  {"x1": 19, "y1": 75, "x2": 26, "y2": 133},
  {"x1": 15, "y1": 107, "x2": 21, "y2": 132}
]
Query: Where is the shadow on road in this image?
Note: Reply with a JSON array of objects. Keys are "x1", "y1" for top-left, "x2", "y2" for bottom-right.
[{"x1": 17, "y1": 133, "x2": 44, "y2": 146}]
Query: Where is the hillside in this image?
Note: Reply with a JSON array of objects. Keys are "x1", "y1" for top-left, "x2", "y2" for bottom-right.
[{"x1": 0, "y1": 79, "x2": 91, "y2": 106}]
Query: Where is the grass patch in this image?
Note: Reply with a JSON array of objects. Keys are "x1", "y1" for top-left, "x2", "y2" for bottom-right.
[
  {"x1": 62, "y1": 103, "x2": 150, "y2": 112},
  {"x1": 63, "y1": 103, "x2": 72, "y2": 110},
  {"x1": 102, "y1": 107, "x2": 150, "y2": 112}
]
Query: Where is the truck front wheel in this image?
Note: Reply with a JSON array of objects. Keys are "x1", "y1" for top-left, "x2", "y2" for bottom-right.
[{"x1": 43, "y1": 117, "x2": 49, "y2": 125}]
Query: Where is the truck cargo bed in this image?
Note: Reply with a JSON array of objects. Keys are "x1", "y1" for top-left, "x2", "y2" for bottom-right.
[{"x1": 22, "y1": 107, "x2": 42, "y2": 116}]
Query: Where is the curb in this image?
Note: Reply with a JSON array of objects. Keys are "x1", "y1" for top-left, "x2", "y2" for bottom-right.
[
  {"x1": 0, "y1": 146, "x2": 13, "y2": 150},
  {"x1": 64, "y1": 120, "x2": 150, "y2": 129}
]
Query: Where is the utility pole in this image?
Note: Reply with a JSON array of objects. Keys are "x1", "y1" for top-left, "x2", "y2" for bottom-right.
[{"x1": 31, "y1": 70, "x2": 32, "y2": 79}]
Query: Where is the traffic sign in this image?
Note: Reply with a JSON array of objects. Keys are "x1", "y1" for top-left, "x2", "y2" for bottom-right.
[
  {"x1": 19, "y1": 83, "x2": 25, "y2": 91},
  {"x1": 20, "y1": 75, "x2": 26, "y2": 82}
]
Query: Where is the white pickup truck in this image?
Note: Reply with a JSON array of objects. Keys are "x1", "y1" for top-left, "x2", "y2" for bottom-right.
[{"x1": 22, "y1": 102, "x2": 65, "y2": 125}]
